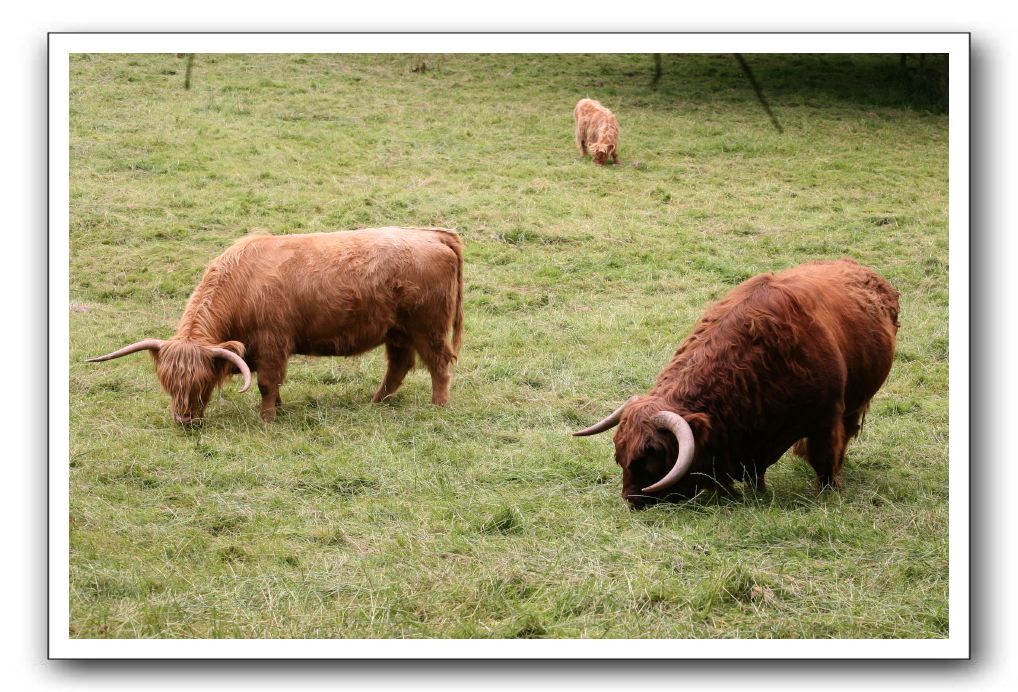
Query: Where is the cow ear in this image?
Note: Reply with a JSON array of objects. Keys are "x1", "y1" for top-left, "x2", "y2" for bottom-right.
[
  {"x1": 214, "y1": 340, "x2": 246, "y2": 358},
  {"x1": 683, "y1": 412, "x2": 712, "y2": 449}
]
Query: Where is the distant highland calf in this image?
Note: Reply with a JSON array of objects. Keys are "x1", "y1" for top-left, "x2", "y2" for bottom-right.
[
  {"x1": 574, "y1": 259, "x2": 899, "y2": 506},
  {"x1": 88, "y1": 227, "x2": 465, "y2": 424},
  {"x1": 574, "y1": 98, "x2": 620, "y2": 165}
]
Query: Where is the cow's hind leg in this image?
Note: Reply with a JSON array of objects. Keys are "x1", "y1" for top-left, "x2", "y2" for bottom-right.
[
  {"x1": 843, "y1": 407, "x2": 865, "y2": 441},
  {"x1": 805, "y1": 407, "x2": 848, "y2": 490},
  {"x1": 413, "y1": 333, "x2": 455, "y2": 406},
  {"x1": 372, "y1": 342, "x2": 415, "y2": 403},
  {"x1": 256, "y1": 353, "x2": 288, "y2": 423}
]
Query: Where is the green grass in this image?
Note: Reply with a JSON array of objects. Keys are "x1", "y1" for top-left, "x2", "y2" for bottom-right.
[{"x1": 68, "y1": 53, "x2": 949, "y2": 638}]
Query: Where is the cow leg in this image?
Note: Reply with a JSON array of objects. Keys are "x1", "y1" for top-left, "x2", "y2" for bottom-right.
[
  {"x1": 805, "y1": 409, "x2": 848, "y2": 490},
  {"x1": 577, "y1": 134, "x2": 587, "y2": 157},
  {"x1": 611, "y1": 150, "x2": 619, "y2": 164},
  {"x1": 843, "y1": 408, "x2": 865, "y2": 440},
  {"x1": 795, "y1": 406, "x2": 858, "y2": 461},
  {"x1": 743, "y1": 466, "x2": 767, "y2": 494},
  {"x1": 256, "y1": 355, "x2": 288, "y2": 423},
  {"x1": 372, "y1": 343, "x2": 415, "y2": 403},
  {"x1": 413, "y1": 334, "x2": 455, "y2": 406},
  {"x1": 744, "y1": 436, "x2": 795, "y2": 494}
]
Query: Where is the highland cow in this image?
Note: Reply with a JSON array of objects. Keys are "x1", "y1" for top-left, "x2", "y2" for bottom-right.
[
  {"x1": 87, "y1": 227, "x2": 465, "y2": 424},
  {"x1": 573, "y1": 259, "x2": 899, "y2": 507},
  {"x1": 574, "y1": 98, "x2": 620, "y2": 165}
]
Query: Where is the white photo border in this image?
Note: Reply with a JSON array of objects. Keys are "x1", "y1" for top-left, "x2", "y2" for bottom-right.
[{"x1": 49, "y1": 32, "x2": 969, "y2": 659}]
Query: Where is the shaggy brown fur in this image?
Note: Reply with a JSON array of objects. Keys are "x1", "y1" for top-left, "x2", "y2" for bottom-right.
[
  {"x1": 575, "y1": 259, "x2": 899, "y2": 506},
  {"x1": 574, "y1": 98, "x2": 620, "y2": 165},
  {"x1": 91, "y1": 227, "x2": 465, "y2": 424}
]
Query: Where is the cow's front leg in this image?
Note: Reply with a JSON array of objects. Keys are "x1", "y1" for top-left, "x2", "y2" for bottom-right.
[
  {"x1": 256, "y1": 354, "x2": 288, "y2": 422},
  {"x1": 806, "y1": 405, "x2": 848, "y2": 490},
  {"x1": 257, "y1": 380, "x2": 280, "y2": 422}
]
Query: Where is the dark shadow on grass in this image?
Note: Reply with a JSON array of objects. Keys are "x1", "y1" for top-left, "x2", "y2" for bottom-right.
[
  {"x1": 579, "y1": 53, "x2": 948, "y2": 114},
  {"x1": 628, "y1": 487, "x2": 742, "y2": 519},
  {"x1": 626, "y1": 480, "x2": 847, "y2": 523}
]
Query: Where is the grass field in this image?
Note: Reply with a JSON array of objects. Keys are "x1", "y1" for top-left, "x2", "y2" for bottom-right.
[{"x1": 67, "y1": 53, "x2": 949, "y2": 638}]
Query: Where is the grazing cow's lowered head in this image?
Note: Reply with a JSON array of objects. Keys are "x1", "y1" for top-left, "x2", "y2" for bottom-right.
[
  {"x1": 574, "y1": 395, "x2": 714, "y2": 507},
  {"x1": 590, "y1": 142, "x2": 616, "y2": 167},
  {"x1": 574, "y1": 259, "x2": 900, "y2": 507},
  {"x1": 87, "y1": 337, "x2": 251, "y2": 425}
]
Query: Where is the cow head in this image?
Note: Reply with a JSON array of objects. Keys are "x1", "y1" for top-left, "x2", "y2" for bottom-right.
[
  {"x1": 574, "y1": 396, "x2": 710, "y2": 507},
  {"x1": 591, "y1": 142, "x2": 613, "y2": 166},
  {"x1": 86, "y1": 337, "x2": 251, "y2": 425}
]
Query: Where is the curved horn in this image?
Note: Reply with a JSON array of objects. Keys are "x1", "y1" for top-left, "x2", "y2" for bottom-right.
[
  {"x1": 85, "y1": 339, "x2": 165, "y2": 362},
  {"x1": 642, "y1": 411, "x2": 697, "y2": 493},
  {"x1": 572, "y1": 396, "x2": 639, "y2": 437},
  {"x1": 209, "y1": 347, "x2": 252, "y2": 393}
]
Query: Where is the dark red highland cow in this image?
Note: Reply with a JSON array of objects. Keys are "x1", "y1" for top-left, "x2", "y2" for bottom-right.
[
  {"x1": 87, "y1": 227, "x2": 464, "y2": 424},
  {"x1": 574, "y1": 259, "x2": 899, "y2": 507}
]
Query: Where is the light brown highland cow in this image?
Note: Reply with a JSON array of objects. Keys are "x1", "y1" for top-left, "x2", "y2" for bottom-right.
[
  {"x1": 87, "y1": 227, "x2": 465, "y2": 424},
  {"x1": 574, "y1": 98, "x2": 620, "y2": 165}
]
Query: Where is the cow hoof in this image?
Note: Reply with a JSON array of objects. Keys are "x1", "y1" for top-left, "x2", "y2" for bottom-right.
[
  {"x1": 260, "y1": 410, "x2": 276, "y2": 423},
  {"x1": 816, "y1": 478, "x2": 843, "y2": 492}
]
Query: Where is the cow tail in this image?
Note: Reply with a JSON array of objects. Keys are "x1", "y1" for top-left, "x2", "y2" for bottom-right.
[
  {"x1": 450, "y1": 236, "x2": 465, "y2": 358},
  {"x1": 431, "y1": 228, "x2": 465, "y2": 358}
]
